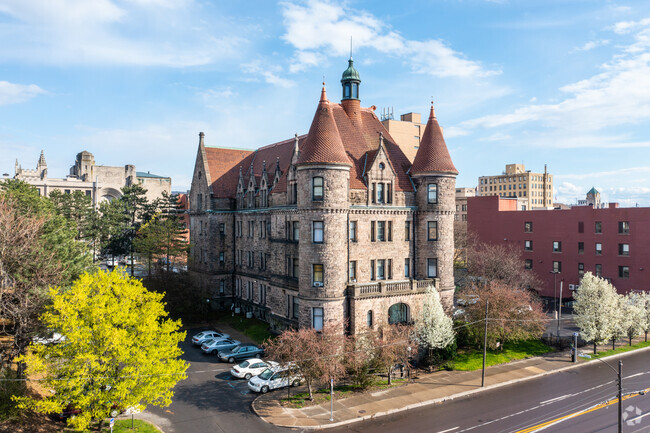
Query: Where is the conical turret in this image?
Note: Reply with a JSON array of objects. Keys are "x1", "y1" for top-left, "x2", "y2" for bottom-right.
[{"x1": 411, "y1": 103, "x2": 458, "y2": 176}]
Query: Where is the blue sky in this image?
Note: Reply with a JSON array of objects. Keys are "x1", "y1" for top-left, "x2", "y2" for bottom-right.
[{"x1": 2, "y1": 0, "x2": 650, "y2": 206}]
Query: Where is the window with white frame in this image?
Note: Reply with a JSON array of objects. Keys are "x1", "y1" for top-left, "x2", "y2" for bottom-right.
[
  {"x1": 313, "y1": 221, "x2": 324, "y2": 243},
  {"x1": 427, "y1": 258, "x2": 437, "y2": 278},
  {"x1": 312, "y1": 307, "x2": 324, "y2": 331}
]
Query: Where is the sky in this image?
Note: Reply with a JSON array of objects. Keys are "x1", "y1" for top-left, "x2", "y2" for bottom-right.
[{"x1": 1, "y1": 0, "x2": 650, "y2": 206}]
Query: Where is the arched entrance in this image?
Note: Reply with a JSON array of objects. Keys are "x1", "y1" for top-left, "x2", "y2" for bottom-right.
[{"x1": 388, "y1": 303, "x2": 410, "y2": 324}]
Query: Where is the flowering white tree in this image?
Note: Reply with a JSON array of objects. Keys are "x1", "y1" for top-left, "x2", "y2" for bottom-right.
[
  {"x1": 415, "y1": 286, "x2": 455, "y2": 360},
  {"x1": 574, "y1": 272, "x2": 620, "y2": 354},
  {"x1": 639, "y1": 291, "x2": 650, "y2": 342},
  {"x1": 621, "y1": 293, "x2": 646, "y2": 346}
]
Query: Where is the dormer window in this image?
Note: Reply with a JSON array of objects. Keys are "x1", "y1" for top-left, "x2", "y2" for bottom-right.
[{"x1": 371, "y1": 182, "x2": 392, "y2": 204}]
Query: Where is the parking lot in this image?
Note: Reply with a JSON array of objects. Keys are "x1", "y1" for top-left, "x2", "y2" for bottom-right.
[{"x1": 136, "y1": 327, "x2": 290, "y2": 433}]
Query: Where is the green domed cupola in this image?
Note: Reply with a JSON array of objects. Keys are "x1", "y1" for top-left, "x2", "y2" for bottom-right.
[{"x1": 341, "y1": 57, "x2": 361, "y2": 101}]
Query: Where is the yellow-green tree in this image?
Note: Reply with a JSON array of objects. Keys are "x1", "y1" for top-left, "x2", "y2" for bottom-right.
[{"x1": 16, "y1": 270, "x2": 188, "y2": 431}]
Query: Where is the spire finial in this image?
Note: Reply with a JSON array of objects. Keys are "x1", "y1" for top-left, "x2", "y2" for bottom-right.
[
  {"x1": 350, "y1": 36, "x2": 353, "y2": 60},
  {"x1": 429, "y1": 99, "x2": 436, "y2": 119},
  {"x1": 320, "y1": 82, "x2": 327, "y2": 103}
]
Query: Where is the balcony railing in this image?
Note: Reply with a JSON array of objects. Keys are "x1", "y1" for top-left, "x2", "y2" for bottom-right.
[{"x1": 347, "y1": 278, "x2": 438, "y2": 298}]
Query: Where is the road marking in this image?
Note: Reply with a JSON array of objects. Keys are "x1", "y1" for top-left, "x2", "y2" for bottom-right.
[
  {"x1": 437, "y1": 427, "x2": 459, "y2": 433},
  {"x1": 539, "y1": 394, "x2": 573, "y2": 405},
  {"x1": 515, "y1": 393, "x2": 644, "y2": 433}
]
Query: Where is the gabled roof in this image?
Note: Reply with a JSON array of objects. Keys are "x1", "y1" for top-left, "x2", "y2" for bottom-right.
[
  {"x1": 411, "y1": 103, "x2": 458, "y2": 176},
  {"x1": 204, "y1": 148, "x2": 254, "y2": 198}
]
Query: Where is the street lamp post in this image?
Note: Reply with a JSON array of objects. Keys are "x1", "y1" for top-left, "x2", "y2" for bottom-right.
[{"x1": 594, "y1": 356, "x2": 623, "y2": 433}]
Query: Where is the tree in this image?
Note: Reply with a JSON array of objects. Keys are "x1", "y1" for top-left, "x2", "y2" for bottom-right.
[
  {"x1": 461, "y1": 281, "x2": 547, "y2": 350},
  {"x1": 574, "y1": 272, "x2": 620, "y2": 354},
  {"x1": 641, "y1": 292, "x2": 650, "y2": 342},
  {"x1": 15, "y1": 270, "x2": 188, "y2": 431},
  {"x1": 414, "y1": 286, "x2": 455, "y2": 362},
  {"x1": 48, "y1": 190, "x2": 96, "y2": 241},
  {"x1": 621, "y1": 293, "x2": 646, "y2": 346},
  {"x1": 464, "y1": 241, "x2": 541, "y2": 292},
  {"x1": 134, "y1": 214, "x2": 187, "y2": 276},
  {"x1": 343, "y1": 333, "x2": 375, "y2": 389},
  {"x1": 373, "y1": 325, "x2": 418, "y2": 385},
  {"x1": 0, "y1": 182, "x2": 93, "y2": 368}
]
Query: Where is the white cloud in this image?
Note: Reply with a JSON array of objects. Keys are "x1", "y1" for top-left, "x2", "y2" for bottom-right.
[
  {"x1": 555, "y1": 166, "x2": 650, "y2": 181},
  {"x1": 281, "y1": 0, "x2": 497, "y2": 78},
  {"x1": 570, "y1": 39, "x2": 609, "y2": 53},
  {"x1": 457, "y1": 20, "x2": 650, "y2": 143},
  {"x1": 243, "y1": 61, "x2": 294, "y2": 88},
  {"x1": 0, "y1": 0, "x2": 244, "y2": 67},
  {"x1": 0, "y1": 81, "x2": 46, "y2": 106}
]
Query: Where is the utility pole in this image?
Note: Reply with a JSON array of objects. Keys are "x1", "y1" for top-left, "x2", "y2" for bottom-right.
[
  {"x1": 481, "y1": 300, "x2": 489, "y2": 387},
  {"x1": 557, "y1": 280, "x2": 563, "y2": 339},
  {"x1": 618, "y1": 360, "x2": 622, "y2": 433}
]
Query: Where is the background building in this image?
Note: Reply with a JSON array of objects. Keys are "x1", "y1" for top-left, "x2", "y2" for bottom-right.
[
  {"x1": 380, "y1": 111, "x2": 426, "y2": 162},
  {"x1": 189, "y1": 59, "x2": 458, "y2": 335},
  {"x1": 468, "y1": 195, "x2": 650, "y2": 299},
  {"x1": 13, "y1": 150, "x2": 171, "y2": 204},
  {"x1": 478, "y1": 163, "x2": 553, "y2": 210},
  {"x1": 455, "y1": 187, "x2": 476, "y2": 223}
]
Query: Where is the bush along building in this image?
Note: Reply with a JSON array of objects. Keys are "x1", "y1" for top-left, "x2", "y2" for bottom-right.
[{"x1": 189, "y1": 59, "x2": 458, "y2": 334}]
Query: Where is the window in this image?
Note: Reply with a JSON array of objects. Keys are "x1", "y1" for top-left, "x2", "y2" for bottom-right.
[
  {"x1": 404, "y1": 258, "x2": 410, "y2": 278},
  {"x1": 349, "y1": 221, "x2": 357, "y2": 241},
  {"x1": 553, "y1": 241, "x2": 562, "y2": 252},
  {"x1": 377, "y1": 259, "x2": 385, "y2": 280},
  {"x1": 366, "y1": 310, "x2": 373, "y2": 328},
  {"x1": 595, "y1": 243, "x2": 602, "y2": 255},
  {"x1": 377, "y1": 221, "x2": 386, "y2": 241},
  {"x1": 388, "y1": 258, "x2": 392, "y2": 279},
  {"x1": 312, "y1": 307, "x2": 324, "y2": 331},
  {"x1": 524, "y1": 221, "x2": 533, "y2": 233},
  {"x1": 618, "y1": 243, "x2": 630, "y2": 256},
  {"x1": 312, "y1": 177, "x2": 324, "y2": 201},
  {"x1": 349, "y1": 261, "x2": 357, "y2": 281},
  {"x1": 595, "y1": 221, "x2": 602, "y2": 234},
  {"x1": 377, "y1": 183, "x2": 385, "y2": 204},
  {"x1": 219, "y1": 252, "x2": 225, "y2": 265},
  {"x1": 292, "y1": 258, "x2": 299, "y2": 278},
  {"x1": 595, "y1": 264, "x2": 602, "y2": 277},
  {"x1": 578, "y1": 222, "x2": 584, "y2": 233},
  {"x1": 405, "y1": 221, "x2": 411, "y2": 241},
  {"x1": 219, "y1": 280, "x2": 225, "y2": 295},
  {"x1": 292, "y1": 296, "x2": 299, "y2": 320},
  {"x1": 313, "y1": 221, "x2": 324, "y2": 243},
  {"x1": 259, "y1": 285, "x2": 266, "y2": 305},
  {"x1": 427, "y1": 184, "x2": 438, "y2": 204},
  {"x1": 427, "y1": 221, "x2": 438, "y2": 241},
  {"x1": 553, "y1": 261, "x2": 562, "y2": 273},
  {"x1": 387, "y1": 221, "x2": 392, "y2": 241},
  {"x1": 578, "y1": 242, "x2": 584, "y2": 254},
  {"x1": 618, "y1": 221, "x2": 630, "y2": 234},
  {"x1": 427, "y1": 258, "x2": 437, "y2": 278},
  {"x1": 292, "y1": 221, "x2": 300, "y2": 241},
  {"x1": 219, "y1": 223, "x2": 226, "y2": 236},
  {"x1": 524, "y1": 259, "x2": 533, "y2": 270},
  {"x1": 524, "y1": 240, "x2": 533, "y2": 251},
  {"x1": 371, "y1": 221, "x2": 376, "y2": 242},
  {"x1": 619, "y1": 266, "x2": 629, "y2": 279},
  {"x1": 312, "y1": 264, "x2": 324, "y2": 285},
  {"x1": 370, "y1": 260, "x2": 375, "y2": 281},
  {"x1": 578, "y1": 263, "x2": 584, "y2": 276}
]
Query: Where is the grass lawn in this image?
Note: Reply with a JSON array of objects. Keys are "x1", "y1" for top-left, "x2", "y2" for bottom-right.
[
  {"x1": 447, "y1": 340, "x2": 553, "y2": 371},
  {"x1": 109, "y1": 419, "x2": 161, "y2": 432},
  {"x1": 590, "y1": 340, "x2": 650, "y2": 359},
  {"x1": 215, "y1": 314, "x2": 273, "y2": 344},
  {"x1": 280, "y1": 379, "x2": 408, "y2": 409}
]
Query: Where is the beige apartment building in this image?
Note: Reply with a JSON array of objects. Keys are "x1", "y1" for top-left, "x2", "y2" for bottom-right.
[
  {"x1": 381, "y1": 111, "x2": 425, "y2": 162},
  {"x1": 478, "y1": 163, "x2": 553, "y2": 210},
  {"x1": 455, "y1": 187, "x2": 475, "y2": 222}
]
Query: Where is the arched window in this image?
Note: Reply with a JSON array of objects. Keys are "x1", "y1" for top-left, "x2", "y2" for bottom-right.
[
  {"x1": 388, "y1": 303, "x2": 409, "y2": 325},
  {"x1": 366, "y1": 310, "x2": 373, "y2": 328}
]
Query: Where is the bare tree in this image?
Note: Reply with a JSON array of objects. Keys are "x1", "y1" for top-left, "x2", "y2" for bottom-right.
[
  {"x1": 461, "y1": 281, "x2": 547, "y2": 350},
  {"x1": 373, "y1": 325, "x2": 418, "y2": 385}
]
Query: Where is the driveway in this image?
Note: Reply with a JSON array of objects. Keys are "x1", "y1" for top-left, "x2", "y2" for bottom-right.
[{"x1": 135, "y1": 326, "x2": 291, "y2": 433}]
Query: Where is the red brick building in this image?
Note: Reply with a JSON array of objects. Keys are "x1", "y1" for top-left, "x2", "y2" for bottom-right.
[{"x1": 468, "y1": 195, "x2": 650, "y2": 299}]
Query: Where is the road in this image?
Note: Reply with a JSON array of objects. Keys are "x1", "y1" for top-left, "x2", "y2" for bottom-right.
[
  {"x1": 329, "y1": 349, "x2": 650, "y2": 433},
  {"x1": 138, "y1": 328, "x2": 288, "y2": 433}
]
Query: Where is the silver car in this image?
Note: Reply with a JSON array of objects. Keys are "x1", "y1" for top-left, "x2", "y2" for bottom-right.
[
  {"x1": 191, "y1": 330, "x2": 229, "y2": 346},
  {"x1": 201, "y1": 337, "x2": 240, "y2": 355}
]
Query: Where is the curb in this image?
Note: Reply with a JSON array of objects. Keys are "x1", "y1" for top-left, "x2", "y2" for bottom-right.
[{"x1": 251, "y1": 344, "x2": 650, "y2": 430}]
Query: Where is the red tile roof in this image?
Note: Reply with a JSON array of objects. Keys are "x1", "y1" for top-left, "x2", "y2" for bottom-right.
[
  {"x1": 203, "y1": 88, "x2": 417, "y2": 198},
  {"x1": 411, "y1": 104, "x2": 458, "y2": 176},
  {"x1": 297, "y1": 86, "x2": 352, "y2": 167}
]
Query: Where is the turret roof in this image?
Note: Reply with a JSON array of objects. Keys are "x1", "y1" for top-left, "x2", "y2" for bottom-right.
[{"x1": 411, "y1": 103, "x2": 458, "y2": 176}]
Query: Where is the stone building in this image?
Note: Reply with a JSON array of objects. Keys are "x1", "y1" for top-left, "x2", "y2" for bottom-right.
[
  {"x1": 13, "y1": 150, "x2": 170, "y2": 204},
  {"x1": 189, "y1": 59, "x2": 458, "y2": 334}
]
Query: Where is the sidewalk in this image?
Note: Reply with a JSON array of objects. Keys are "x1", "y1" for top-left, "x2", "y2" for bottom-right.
[{"x1": 252, "y1": 340, "x2": 650, "y2": 429}]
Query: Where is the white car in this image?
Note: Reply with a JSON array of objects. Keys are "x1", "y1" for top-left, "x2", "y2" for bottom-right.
[
  {"x1": 231, "y1": 359, "x2": 278, "y2": 380},
  {"x1": 201, "y1": 337, "x2": 240, "y2": 355},
  {"x1": 247, "y1": 365, "x2": 302, "y2": 393},
  {"x1": 191, "y1": 330, "x2": 229, "y2": 346}
]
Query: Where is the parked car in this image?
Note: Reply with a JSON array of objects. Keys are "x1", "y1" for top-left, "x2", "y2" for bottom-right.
[
  {"x1": 218, "y1": 344, "x2": 265, "y2": 363},
  {"x1": 191, "y1": 330, "x2": 229, "y2": 346},
  {"x1": 230, "y1": 359, "x2": 278, "y2": 380},
  {"x1": 33, "y1": 332, "x2": 66, "y2": 345},
  {"x1": 201, "y1": 337, "x2": 240, "y2": 355},
  {"x1": 247, "y1": 365, "x2": 302, "y2": 393}
]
